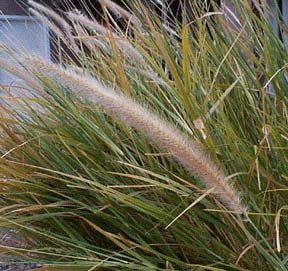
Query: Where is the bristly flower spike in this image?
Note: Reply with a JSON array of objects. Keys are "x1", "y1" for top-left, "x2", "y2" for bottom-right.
[{"x1": 23, "y1": 56, "x2": 246, "y2": 214}]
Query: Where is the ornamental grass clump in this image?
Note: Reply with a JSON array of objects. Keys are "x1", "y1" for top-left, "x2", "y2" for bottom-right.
[
  {"x1": 0, "y1": 0, "x2": 288, "y2": 270},
  {"x1": 23, "y1": 55, "x2": 245, "y2": 214}
]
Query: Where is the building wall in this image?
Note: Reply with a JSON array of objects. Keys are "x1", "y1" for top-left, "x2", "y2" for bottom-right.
[
  {"x1": 0, "y1": 0, "x2": 62, "y2": 15},
  {"x1": 0, "y1": 0, "x2": 26, "y2": 15}
]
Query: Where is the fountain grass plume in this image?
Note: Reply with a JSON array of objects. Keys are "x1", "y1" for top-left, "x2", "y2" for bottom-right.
[
  {"x1": 28, "y1": 8, "x2": 66, "y2": 43},
  {"x1": 22, "y1": 56, "x2": 245, "y2": 214},
  {"x1": 28, "y1": 0, "x2": 79, "y2": 52},
  {"x1": 73, "y1": 23, "x2": 109, "y2": 52},
  {"x1": 67, "y1": 11, "x2": 147, "y2": 66},
  {"x1": 0, "y1": 57, "x2": 43, "y2": 92},
  {"x1": 96, "y1": 0, "x2": 142, "y2": 31},
  {"x1": 67, "y1": 11, "x2": 109, "y2": 36}
]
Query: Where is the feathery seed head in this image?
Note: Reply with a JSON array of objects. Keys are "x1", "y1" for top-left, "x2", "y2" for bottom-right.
[
  {"x1": 96, "y1": 0, "x2": 142, "y2": 31},
  {"x1": 0, "y1": 57, "x2": 43, "y2": 92},
  {"x1": 28, "y1": 1, "x2": 79, "y2": 52},
  {"x1": 28, "y1": 0, "x2": 72, "y2": 33},
  {"x1": 22, "y1": 56, "x2": 245, "y2": 214},
  {"x1": 67, "y1": 11, "x2": 146, "y2": 66},
  {"x1": 29, "y1": 8, "x2": 66, "y2": 42}
]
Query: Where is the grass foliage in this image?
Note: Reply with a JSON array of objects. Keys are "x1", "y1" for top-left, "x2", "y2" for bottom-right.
[{"x1": 0, "y1": 0, "x2": 288, "y2": 270}]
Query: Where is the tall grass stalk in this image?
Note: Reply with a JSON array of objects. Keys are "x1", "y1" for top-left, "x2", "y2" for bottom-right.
[
  {"x1": 23, "y1": 55, "x2": 245, "y2": 213},
  {"x1": 0, "y1": 0, "x2": 287, "y2": 270}
]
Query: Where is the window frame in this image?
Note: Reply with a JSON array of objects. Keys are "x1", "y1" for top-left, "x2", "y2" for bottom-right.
[{"x1": 0, "y1": 14, "x2": 50, "y2": 60}]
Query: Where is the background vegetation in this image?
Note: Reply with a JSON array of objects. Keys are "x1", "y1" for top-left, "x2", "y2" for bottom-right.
[{"x1": 0, "y1": 0, "x2": 288, "y2": 270}]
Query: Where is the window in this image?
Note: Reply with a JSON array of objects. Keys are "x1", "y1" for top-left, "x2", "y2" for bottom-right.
[{"x1": 0, "y1": 15, "x2": 50, "y2": 95}]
